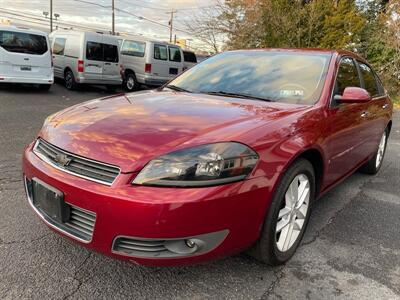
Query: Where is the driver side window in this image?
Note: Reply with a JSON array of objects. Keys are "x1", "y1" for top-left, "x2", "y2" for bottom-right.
[{"x1": 335, "y1": 57, "x2": 361, "y2": 97}]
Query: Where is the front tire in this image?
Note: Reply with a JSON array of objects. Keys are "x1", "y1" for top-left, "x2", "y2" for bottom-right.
[
  {"x1": 360, "y1": 129, "x2": 388, "y2": 175},
  {"x1": 249, "y1": 159, "x2": 315, "y2": 265}
]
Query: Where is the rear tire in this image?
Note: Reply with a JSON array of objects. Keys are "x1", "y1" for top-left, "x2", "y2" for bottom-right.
[
  {"x1": 249, "y1": 159, "x2": 315, "y2": 265},
  {"x1": 359, "y1": 129, "x2": 388, "y2": 175},
  {"x1": 64, "y1": 70, "x2": 77, "y2": 90},
  {"x1": 38, "y1": 84, "x2": 51, "y2": 91},
  {"x1": 124, "y1": 72, "x2": 140, "y2": 92}
]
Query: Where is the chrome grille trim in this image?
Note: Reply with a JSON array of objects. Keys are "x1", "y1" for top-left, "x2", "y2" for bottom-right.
[
  {"x1": 65, "y1": 206, "x2": 96, "y2": 241},
  {"x1": 33, "y1": 139, "x2": 120, "y2": 186}
]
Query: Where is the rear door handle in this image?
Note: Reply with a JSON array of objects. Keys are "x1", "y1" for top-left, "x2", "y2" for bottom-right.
[
  {"x1": 382, "y1": 104, "x2": 389, "y2": 109},
  {"x1": 361, "y1": 111, "x2": 369, "y2": 118},
  {"x1": 104, "y1": 62, "x2": 111, "y2": 65}
]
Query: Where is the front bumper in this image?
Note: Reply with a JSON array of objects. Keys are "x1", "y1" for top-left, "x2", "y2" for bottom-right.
[{"x1": 23, "y1": 143, "x2": 274, "y2": 266}]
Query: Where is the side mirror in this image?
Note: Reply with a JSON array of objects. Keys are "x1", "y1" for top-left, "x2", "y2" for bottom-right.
[{"x1": 335, "y1": 87, "x2": 372, "y2": 104}]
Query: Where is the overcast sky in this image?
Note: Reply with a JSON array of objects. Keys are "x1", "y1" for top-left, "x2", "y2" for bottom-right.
[{"x1": 0, "y1": 0, "x2": 217, "y2": 51}]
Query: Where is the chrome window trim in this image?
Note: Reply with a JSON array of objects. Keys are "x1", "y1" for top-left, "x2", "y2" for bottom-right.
[{"x1": 33, "y1": 139, "x2": 120, "y2": 186}]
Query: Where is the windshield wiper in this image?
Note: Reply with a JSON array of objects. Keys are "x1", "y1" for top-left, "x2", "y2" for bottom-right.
[
  {"x1": 165, "y1": 85, "x2": 192, "y2": 93},
  {"x1": 202, "y1": 91, "x2": 274, "y2": 102}
]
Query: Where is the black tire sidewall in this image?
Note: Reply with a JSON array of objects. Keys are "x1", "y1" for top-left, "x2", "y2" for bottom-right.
[
  {"x1": 258, "y1": 159, "x2": 315, "y2": 265},
  {"x1": 125, "y1": 73, "x2": 138, "y2": 91},
  {"x1": 65, "y1": 70, "x2": 75, "y2": 90}
]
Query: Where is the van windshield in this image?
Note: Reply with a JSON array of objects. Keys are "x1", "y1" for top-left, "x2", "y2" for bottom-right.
[
  {"x1": 167, "y1": 51, "x2": 331, "y2": 105},
  {"x1": 0, "y1": 30, "x2": 48, "y2": 55}
]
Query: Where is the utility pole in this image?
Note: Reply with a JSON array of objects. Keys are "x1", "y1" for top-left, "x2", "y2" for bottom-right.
[
  {"x1": 112, "y1": 0, "x2": 115, "y2": 35},
  {"x1": 50, "y1": 0, "x2": 53, "y2": 32},
  {"x1": 168, "y1": 9, "x2": 177, "y2": 43}
]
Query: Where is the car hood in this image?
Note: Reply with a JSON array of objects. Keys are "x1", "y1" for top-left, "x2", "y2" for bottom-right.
[{"x1": 40, "y1": 90, "x2": 306, "y2": 173}]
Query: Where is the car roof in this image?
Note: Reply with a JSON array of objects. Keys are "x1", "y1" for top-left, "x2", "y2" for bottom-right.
[
  {"x1": 226, "y1": 48, "x2": 367, "y2": 63},
  {"x1": 0, "y1": 25, "x2": 48, "y2": 36}
]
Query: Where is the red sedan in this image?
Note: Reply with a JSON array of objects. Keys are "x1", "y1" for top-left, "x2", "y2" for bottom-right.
[{"x1": 23, "y1": 49, "x2": 393, "y2": 266}]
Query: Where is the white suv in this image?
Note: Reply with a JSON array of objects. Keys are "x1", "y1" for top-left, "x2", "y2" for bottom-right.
[{"x1": 0, "y1": 25, "x2": 53, "y2": 91}]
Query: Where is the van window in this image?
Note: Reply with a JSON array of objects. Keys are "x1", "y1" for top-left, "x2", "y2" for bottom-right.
[
  {"x1": 53, "y1": 38, "x2": 66, "y2": 55},
  {"x1": 154, "y1": 44, "x2": 167, "y2": 60},
  {"x1": 121, "y1": 40, "x2": 145, "y2": 57},
  {"x1": 169, "y1": 46, "x2": 181, "y2": 62},
  {"x1": 86, "y1": 42, "x2": 103, "y2": 61},
  {"x1": 0, "y1": 30, "x2": 48, "y2": 55},
  {"x1": 183, "y1": 51, "x2": 197, "y2": 63},
  {"x1": 104, "y1": 44, "x2": 119, "y2": 62},
  {"x1": 358, "y1": 63, "x2": 380, "y2": 97}
]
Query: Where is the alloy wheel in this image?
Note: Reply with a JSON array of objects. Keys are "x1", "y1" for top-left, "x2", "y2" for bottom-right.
[
  {"x1": 275, "y1": 174, "x2": 310, "y2": 252},
  {"x1": 65, "y1": 72, "x2": 73, "y2": 89},
  {"x1": 375, "y1": 131, "x2": 387, "y2": 168},
  {"x1": 126, "y1": 76, "x2": 135, "y2": 90}
]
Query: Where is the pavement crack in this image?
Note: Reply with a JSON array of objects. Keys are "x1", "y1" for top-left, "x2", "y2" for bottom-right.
[
  {"x1": 62, "y1": 252, "x2": 93, "y2": 300},
  {"x1": 0, "y1": 232, "x2": 51, "y2": 246},
  {"x1": 260, "y1": 266, "x2": 285, "y2": 299}
]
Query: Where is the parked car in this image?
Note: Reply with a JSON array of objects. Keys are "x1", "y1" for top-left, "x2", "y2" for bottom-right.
[
  {"x1": 49, "y1": 30, "x2": 122, "y2": 91},
  {"x1": 23, "y1": 49, "x2": 392, "y2": 266},
  {"x1": 182, "y1": 50, "x2": 197, "y2": 70},
  {"x1": 118, "y1": 36, "x2": 184, "y2": 91},
  {"x1": 0, "y1": 25, "x2": 53, "y2": 90}
]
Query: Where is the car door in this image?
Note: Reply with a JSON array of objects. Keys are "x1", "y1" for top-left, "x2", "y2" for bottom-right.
[
  {"x1": 85, "y1": 38, "x2": 103, "y2": 82},
  {"x1": 323, "y1": 57, "x2": 370, "y2": 186},
  {"x1": 52, "y1": 37, "x2": 66, "y2": 78},
  {"x1": 357, "y1": 61, "x2": 389, "y2": 157},
  {"x1": 102, "y1": 37, "x2": 120, "y2": 82}
]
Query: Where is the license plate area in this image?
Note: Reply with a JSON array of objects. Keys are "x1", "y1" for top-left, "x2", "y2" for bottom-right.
[
  {"x1": 32, "y1": 178, "x2": 70, "y2": 223},
  {"x1": 169, "y1": 67, "x2": 178, "y2": 75}
]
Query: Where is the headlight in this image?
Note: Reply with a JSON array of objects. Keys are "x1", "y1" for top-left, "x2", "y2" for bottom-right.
[{"x1": 133, "y1": 142, "x2": 259, "y2": 187}]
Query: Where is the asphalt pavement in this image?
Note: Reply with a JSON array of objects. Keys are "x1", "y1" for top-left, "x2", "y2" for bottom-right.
[{"x1": 0, "y1": 83, "x2": 399, "y2": 299}]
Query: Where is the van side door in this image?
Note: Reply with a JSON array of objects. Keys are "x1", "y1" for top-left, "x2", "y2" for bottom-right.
[
  {"x1": 167, "y1": 45, "x2": 183, "y2": 77},
  {"x1": 52, "y1": 37, "x2": 66, "y2": 78}
]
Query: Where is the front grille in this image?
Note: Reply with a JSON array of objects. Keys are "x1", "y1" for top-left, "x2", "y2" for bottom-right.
[
  {"x1": 65, "y1": 206, "x2": 96, "y2": 241},
  {"x1": 34, "y1": 139, "x2": 120, "y2": 185},
  {"x1": 113, "y1": 237, "x2": 169, "y2": 257}
]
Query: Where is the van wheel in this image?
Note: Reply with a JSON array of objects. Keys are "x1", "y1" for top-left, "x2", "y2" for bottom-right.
[
  {"x1": 64, "y1": 70, "x2": 77, "y2": 90},
  {"x1": 38, "y1": 84, "x2": 51, "y2": 91},
  {"x1": 125, "y1": 72, "x2": 139, "y2": 92}
]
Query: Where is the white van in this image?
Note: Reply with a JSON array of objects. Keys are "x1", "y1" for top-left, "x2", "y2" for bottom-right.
[
  {"x1": 119, "y1": 36, "x2": 184, "y2": 91},
  {"x1": 50, "y1": 30, "x2": 122, "y2": 91},
  {"x1": 0, "y1": 25, "x2": 53, "y2": 91}
]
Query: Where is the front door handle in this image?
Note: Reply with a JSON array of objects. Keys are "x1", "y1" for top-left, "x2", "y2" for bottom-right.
[
  {"x1": 361, "y1": 111, "x2": 369, "y2": 118},
  {"x1": 382, "y1": 104, "x2": 389, "y2": 109}
]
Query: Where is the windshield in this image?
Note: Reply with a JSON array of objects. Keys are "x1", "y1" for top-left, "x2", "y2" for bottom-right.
[{"x1": 167, "y1": 51, "x2": 331, "y2": 105}]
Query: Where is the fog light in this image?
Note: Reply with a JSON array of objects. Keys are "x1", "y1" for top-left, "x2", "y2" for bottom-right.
[{"x1": 185, "y1": 239, "x2": 196, "y2": 248}]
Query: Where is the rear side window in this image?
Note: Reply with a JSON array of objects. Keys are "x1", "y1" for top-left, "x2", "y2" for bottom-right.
[
  {"x1": 104, "y1": 44, "x2": 119, "y2": 62},
  {"x1": 358, "y1": 63, "x2": 380, "y2": 97},
  {"x1": 335, "y1": 57, "x2": 361, "y2": 96},
  {"x1": 0, "y1": 30, "x2": 48, "y2": 55},
  {"x1": 53, "y1": 38, "x2": 66, "y2": 55},
  {"x1": 154, "y1": 44, "x2": 167, "y2": 60},
  {"x1": 183, "y1": 51, "x2": 197, "y2": 63},
  {"x1": 169, "y1": 46, "x2": 182, "y2": 62},
  {"x1": 86, "y1": 42, "x2": 103, "y2": 61},
  {"x1": 121, "y1": 40, "x2": 145, "y2": 57}
]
